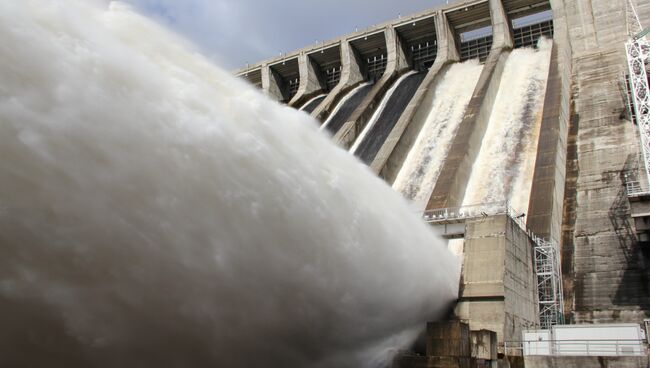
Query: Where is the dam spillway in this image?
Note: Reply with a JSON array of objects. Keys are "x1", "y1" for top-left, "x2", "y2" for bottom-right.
[
  {"x1": 352, "y1": 71, "x2": 426, "y2": 165},
  {"x1": 392, "y1": 59, "x2": 483, "y2": 208},
  {"x1": 237, "y1": 0, "x2": 650, "y2": 364}
]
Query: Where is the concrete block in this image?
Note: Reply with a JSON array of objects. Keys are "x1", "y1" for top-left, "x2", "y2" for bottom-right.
[
  {"x1": 470, "y1": 330, "x2": 498, "y2": 360},
  {"x1": 427, "y1": 321, "x2": 471, "y2": 358}
]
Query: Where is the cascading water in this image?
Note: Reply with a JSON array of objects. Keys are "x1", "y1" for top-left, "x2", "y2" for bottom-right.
[
  {"x1": 321, "y1": 82, "x2": 373, "y2": 135},
  {"x1": 462, "y1": 39, "x2": 552, "y2": 217},
  {"x1": 0, "y1": 1, "x2": 460, "y2": 367},
  {"x1": 299, "y1": 93, "x2": 327, "y2": 114},
  {"x1": 350, "y1": 71, "x2": 417, "y2": 153},
  {"x1": 393, "y1": 60, "x2": 483, "y2": 209}
]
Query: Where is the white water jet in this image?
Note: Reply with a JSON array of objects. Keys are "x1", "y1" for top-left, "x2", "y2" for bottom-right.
[
  {"x1": 462, "y1": 39, "x2": 552, "y2": 217},
  {"x1": 321, "y1": 82, "x2": 371, "y2": 132},
  {"x1": 350, "y1": 71, "x2": 417, "y2": 154},
  {"x1": 393, "y1": 60, "x2": 483, "y2": 209},
  {"x1": 0, "y1": 1, "x2": 460, "y2": 367}
]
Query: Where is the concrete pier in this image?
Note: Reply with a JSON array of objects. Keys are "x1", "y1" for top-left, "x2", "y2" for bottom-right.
[
  {"x1": 426, "y1": 7, "x2": 513, "y2": 209},
  {"x1": 333, "y1": 26, "x2": 409, "y2": 148},
  {"x1": 288, "y1": 53, "x2": 323, "y2": 108},
  {"x1": 373, "y1": 10, "x2": 459, "y2": 179},
  {"x1": 311, "y1": 39, "x2": 365, "y2": 122}
]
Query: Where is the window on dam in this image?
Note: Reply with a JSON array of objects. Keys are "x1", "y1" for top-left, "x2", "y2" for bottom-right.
[
  {"x1": 367, "y1": 54, "x2": 387, "y2": 81},
  {"x1": 287, "y1": 77, "x2": 300, "y2": 98},
  {"x1": 460, "y1": 26, "x2": 493, "y2": 63},
  {"x1": 513, "y1": 20, "x2": 554, "y2": 48},
  {"x1": 411, "y1": 41, "x2": 438, "y2": 70},
  {"x1": 512, "y1": 10, "x2": 554, "y2": 49},
  {"x1": 326, "y1": 66, "x2": 341, "y2": 90}
]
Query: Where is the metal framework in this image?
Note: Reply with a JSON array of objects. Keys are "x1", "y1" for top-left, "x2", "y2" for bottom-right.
[
  {"x1": 533, "y1": 237, "x2": 564, "y2": 329},
  {"x1": 325, "y1": 66, "x2": 341, "y2": 90},
  {"x1": 367, "y1": 54, "x2": 387, "y2": 80},
  {"x1": 411, "y1": 41, "x2": 438, "y2": 70},
  {"x1": 625, "y1": 0, "x2": 650, "y2": 186},
  {"x1": 513, "y1": 20, "x2": 554, "y2": 49},
  {"x1": 460, "y1": 34, "x2": 493, "y2": 62},
  {"x1": 287, "y1": 77, "x2": 300, "y2": 98}
]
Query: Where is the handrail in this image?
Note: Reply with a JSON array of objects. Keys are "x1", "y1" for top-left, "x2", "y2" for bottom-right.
[{"x1": 505, "y1": 339, "x2": 648, "y2": 357}]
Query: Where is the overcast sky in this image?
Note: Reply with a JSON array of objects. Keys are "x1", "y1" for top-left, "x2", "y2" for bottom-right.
[{"x1": 124, "y1": 0, "x2": 449, "y2": 70}]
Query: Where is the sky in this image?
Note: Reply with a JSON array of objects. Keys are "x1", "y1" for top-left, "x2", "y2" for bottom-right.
[{"x1": 123, "y1": 0, "x2": 449, "y2": 70}]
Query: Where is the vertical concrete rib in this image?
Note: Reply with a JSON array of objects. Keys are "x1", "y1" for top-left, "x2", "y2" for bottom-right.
[
  {"x1": 333, "y1": 26, "x2": 410, "y2": 149},
  {"x1": 289, "y1": 53, "x2": 323, "y2": 107},
  {"x1": 372, "y1": 10, "x2": 459, "y2": 178},
  {"x1": 311, "y1": 41, "x2": 363, "y2": 122},
  {"x1": 261, "y1": 65, "x2": 284, "y2": 102},
  {"x1": 425, "y1": 0, "x2": 513, "y2": 210},
  {"x1": 527, "y1": 43, "x2": 567, "y2": 244}
]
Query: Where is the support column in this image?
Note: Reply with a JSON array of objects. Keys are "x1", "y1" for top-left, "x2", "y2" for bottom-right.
[
  {"x1": 333, "y1": 26, "x2": 410, "y2": 148},
  {"x1": 289, "y1": 53, "x2": 323, "y2": 108},
  {"x1": 489, "y1": 0, "x2": 514, "y2": 50},
  {"x1": 425, "y1": 0, "x2": 514, "y2": 210},
  {"x1": 527, "y1": 44, "x2": 565, "y2": 244},
  {"x1": 261, "y1": 65, "x2": 284, "y2": 102},
  {"x1": 373, "y1": 10, "x2": 458, "y2": 179},
  {"x1": 311, "y1": 40, "x2": 363, "y2": 122}
]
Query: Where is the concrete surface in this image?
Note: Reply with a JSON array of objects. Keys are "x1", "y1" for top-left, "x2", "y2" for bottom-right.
[
  {"x1": 289, "y1": 53, "x2": 323, "y2": 107},
  {"x1": 454, "y1": 215, "x2": 538, "y2": 347},
  {"x1": 311, "y1": 40, "x2": 364, "y2": 122},
  {"x1": 334, "y1": 26, "x2": 410, "y2": 149},
  {"x1": 374, "y1": 10, "x2": 459, "y2": 179}
]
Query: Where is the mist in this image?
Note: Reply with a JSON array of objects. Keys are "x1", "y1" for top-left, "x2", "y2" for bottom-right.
[{"x1": 0, "y1": 1, "x2": 459, "y2": 367}]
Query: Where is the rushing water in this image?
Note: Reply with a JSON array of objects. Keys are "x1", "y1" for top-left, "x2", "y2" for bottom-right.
[
  {"x1": 462, "y1": 39, "x2": 552, "y2": 217},
  {"x1": 0, "y1": 1, "x2": 459, "y2": 367},
  {"x1": 393, "y1": 60, "x2": 484, "y2": 209},
  {"x1": 321, "y1": 82, "x2": 373, "y2": 135},
  {"x1": 350, "y1": 71, "x2": 416, "y2": 153}
]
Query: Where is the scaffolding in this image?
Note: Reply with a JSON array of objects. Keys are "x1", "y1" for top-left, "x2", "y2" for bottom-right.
[
  {"x1": 625, "y1": 0, "x2": 650, "y2": 186},
  {"x1": 533, "y1": 237, "x2": 565, "y2": 329},
  {"x1": 423, "y1": 201, "x2": 565, "y2": 329}
]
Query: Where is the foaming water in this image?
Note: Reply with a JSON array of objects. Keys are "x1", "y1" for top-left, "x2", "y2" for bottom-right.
[
  {"x1": 0, "y1": 1, "x2": 459, "y2": 367},
  {"x1": 462, "y1": 39, "x2": 552, "y2": 216},
  {"x1": 393, "y1": 60, "x2": 483, "y2": 209}
]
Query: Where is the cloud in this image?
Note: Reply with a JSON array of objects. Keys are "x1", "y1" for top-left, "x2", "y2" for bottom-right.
[{"x1": 123, "y1": 0, "x2": 447, "y2": 69}]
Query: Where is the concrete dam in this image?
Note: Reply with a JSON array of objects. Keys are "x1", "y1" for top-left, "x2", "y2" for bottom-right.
[{"x1": 237, "y1": 0, "x2": 650, "y2": 366}]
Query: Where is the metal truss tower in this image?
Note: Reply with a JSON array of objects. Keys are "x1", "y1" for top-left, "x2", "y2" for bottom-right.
[
  {"x1": 625, "y1": 0, "x2": 650, "y2": 187},
  {"x1": 533, "y1": 238, "x2": 565, "y2": 329}
]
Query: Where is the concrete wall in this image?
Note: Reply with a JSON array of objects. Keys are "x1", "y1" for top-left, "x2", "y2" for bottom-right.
[
  {"x1": 526, "y1": 42, "x2": 568, "y2": 245},
  {"x1": 454, "y1": 215, "x2": 538, "y2": 348},
  {"x1": 558, "y1": 0, "x2": 650, "y2": 324},
  {"x1": 289, "y1": 54, "x2": 324, "y2": 107}
]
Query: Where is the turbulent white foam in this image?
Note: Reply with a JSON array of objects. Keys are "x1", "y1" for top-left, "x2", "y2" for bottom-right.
[
  {"x1": 350, "y1": 71, "x2": 417, "y2": 154},
  {"x1": 0, "y1": 1, "x2": 459, "y2": 366},
  {"x1": 462, "y1": 39, "x2": 552, "y2": 216},
  {"x1": 393, "y1": 60, "x2": 483, "y2": 209},
  {"x1": 321, "y1": 82, "x2": 371, "y2": 132}
]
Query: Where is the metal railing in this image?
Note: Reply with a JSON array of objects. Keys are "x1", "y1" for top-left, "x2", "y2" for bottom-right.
[
  {"x1": 505, "y1": 339, "x2": 648, "y2": 357},
  {"x1": 422, "y1": 201, "x2": 509, "y2": 223}
]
